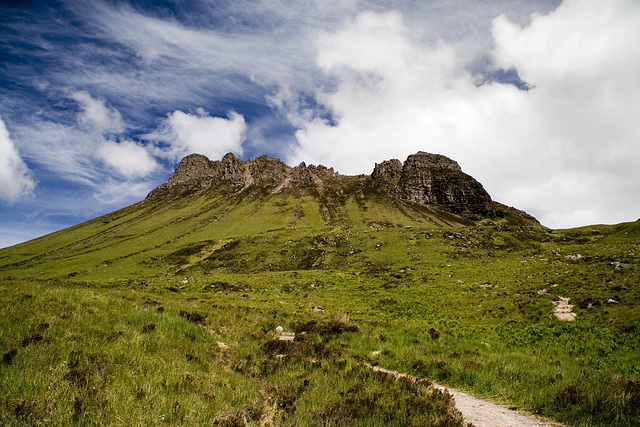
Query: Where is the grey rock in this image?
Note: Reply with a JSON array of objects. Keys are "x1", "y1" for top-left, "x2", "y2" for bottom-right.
[
  {"x1": 373, "y1": 152, "x2": 493, "y2": 215},
  {"x1": 146, "y1": 151, "x2": 537, "y2": 224},
  {"x1": 371, "y1": 159, "x2": 402, "y2": 189}
]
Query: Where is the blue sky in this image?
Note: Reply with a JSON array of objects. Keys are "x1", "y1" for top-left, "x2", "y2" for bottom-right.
[{"x1": 1, "y1": 0, "x2": 639, "y2": 247}]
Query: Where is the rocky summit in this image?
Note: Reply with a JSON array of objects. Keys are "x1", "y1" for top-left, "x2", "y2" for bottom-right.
[
  {"x1": 148, "y1": 151, "x2": 537, "y2": 224},
  {"x1": 373, "y1": 152, "x2": 493, "y2": 216},
  {"x1": 147, "y1": 152, "x2": 338, "y2": 197}
]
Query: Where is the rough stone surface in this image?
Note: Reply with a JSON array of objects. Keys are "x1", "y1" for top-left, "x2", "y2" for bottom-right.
[
  {"x1": 219, "y1": 152, "x2": 247, "y2": 187},
  {"x1": 148, "y1": 153, "x2": 218, "y2": 196},
  {"x1": 392, "y1": 152, "x2": 492, "y2": 215},
  {"x1": 553, "y1": 297, "x2": 577, "y2": 321},
  {"x1": 371, "y1": 159, "x2": 402, "y2": 189},
  {"x1": 247, "y1": 155, "x2": 290, "y2": 187},
  {"x1": 147, "y1": 151, "x2": 528, "y2": 221},
  {"x1": 370, "y1": 152, "x2": 493, "y2": 215},
  {"x1": 148, "y1": 153, "x2": 340, "y2": 198}
]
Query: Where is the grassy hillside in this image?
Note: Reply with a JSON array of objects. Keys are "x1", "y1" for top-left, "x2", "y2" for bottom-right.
[
  {"x1": 1, "y1": 186, "x2": 638, "y2": 426},
  {"x1": 0, "y1": 182, "x2": 485, "y2": 282}
]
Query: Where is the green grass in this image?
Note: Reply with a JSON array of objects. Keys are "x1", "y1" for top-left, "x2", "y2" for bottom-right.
[
  {"x1": 0, "y1": 281, "x2": 466, "y2": 426},
  {"x1": 1, "y1": 188, "x2": 639, "y2": 425}
]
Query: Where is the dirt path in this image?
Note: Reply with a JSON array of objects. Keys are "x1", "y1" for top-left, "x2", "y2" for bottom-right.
[
  {"x1": 431, "y1": 383, "x2": 562, "y2": 427},
  {"x1": 367, "y1": 364, "x2": 562, "y2": 427}
]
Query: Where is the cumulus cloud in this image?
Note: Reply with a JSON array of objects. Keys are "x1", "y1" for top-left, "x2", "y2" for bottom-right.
[
  {"x1": 98, "y1": 139, "x2": 158, "y2": 179},
  {"x1": 490, "y1": 0, "x2": 640, "y2": 226},
  {"x1": 0, "y1": 118, "x2": 36, "y2": 202},
  {"x1": 147, "y1": 110, "x2": 247, "y2": 161},
  {"x1": 289, "y1": 11, "x2": 492, "y2": 172},
  {"x1": 70, "y1": 91, "x2": 125, "y2": 134},
  {"x1": 288, "y1": 1, "x2": 640, "y2": 228},
  {"x1": 14, "y1": 91, "x2": 161, "y2": 192}
]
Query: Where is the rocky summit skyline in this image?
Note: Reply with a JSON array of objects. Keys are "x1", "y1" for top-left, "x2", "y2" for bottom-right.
[{"x1": 148, "y1": 151, "x2": 538, "y2": 226}]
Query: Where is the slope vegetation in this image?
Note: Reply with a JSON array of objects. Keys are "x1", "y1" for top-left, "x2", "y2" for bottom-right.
[{"x1": 0, "y1": 153, "x2": 638, "y2": 426}]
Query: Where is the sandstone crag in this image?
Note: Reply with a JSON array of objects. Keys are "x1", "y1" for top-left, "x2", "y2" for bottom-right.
[
  {"x1": 148, "y1": 151, "x2": 533, "y2": 222},
  {"x1": 148, "y1": 153, "x2": 338, "y2": 198},
  {"x1": 391, "y1": 152, "x2": 493, "y2": 215}
]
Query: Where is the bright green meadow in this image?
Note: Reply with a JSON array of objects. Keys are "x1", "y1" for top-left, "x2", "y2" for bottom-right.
[{"x1": 1, "y1": 186, "x2": 638, "y2": 426}]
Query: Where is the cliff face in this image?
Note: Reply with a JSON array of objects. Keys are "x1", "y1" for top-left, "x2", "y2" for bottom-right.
[
  {"x1": 372, "y1": 152, "x2": 493, "y2": 215},
  {"x1": 147, "y1": 151, "x2": 531, "y2": 221},
  {"x1": 371, "y1": 158, "x2": 402, "y2": 189}
]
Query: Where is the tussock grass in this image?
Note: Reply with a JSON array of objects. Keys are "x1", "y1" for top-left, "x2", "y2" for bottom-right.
[
  {"x1": 0, "y1": 281, "x2": 466, "y2": 426},
  {"x1": 1, "y1": 189, "x2": 639, "y2": 425}
]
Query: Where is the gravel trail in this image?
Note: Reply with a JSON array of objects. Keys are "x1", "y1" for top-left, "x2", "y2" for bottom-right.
[{"x1": 367, "y1": 364, "x2": 563, "y2": 427}]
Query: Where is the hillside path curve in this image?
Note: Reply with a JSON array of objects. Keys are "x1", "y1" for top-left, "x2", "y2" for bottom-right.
[
  {"x1": 367, "y1": 364, "x2": 563, "y2": 427},
  {"x1": 432, "y1": 383, "x2": 562, "y2": 427}
]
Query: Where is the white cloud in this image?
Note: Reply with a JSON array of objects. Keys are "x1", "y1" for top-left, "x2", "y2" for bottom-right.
[
  {"x1": 6, "y1": 0, "x2": 554, "y2": 126},
  {"x1": 98, "y1": 139, "x2": 158, "y2": 179},
  {"x1": 16, "y1": 91, "x2": 161, "y2": 185},
  {"x1": 147, "y1": 110, "x2": 247, "y2": 161},
  {"x1": 0, "y1": 118, "x2": 36, "y2": 202},
  {"x1": 67, "y1": 1, "x2": 324, "y2": 103},
  {"x1": 287, "y1": 1, "x2": 640, "y2": 228},
  {"x1": 70, "y1": 90, "x2": 125, "y2": 134},
  {"x1": 490, "y1": 0, "x2": 640, "y2": 227},
  {"x1": 289, "y1": 11, "x2": 493, "y2": 172},
  {"x1": 15, "y1": 120, "x2": 103, "y2": 186}
]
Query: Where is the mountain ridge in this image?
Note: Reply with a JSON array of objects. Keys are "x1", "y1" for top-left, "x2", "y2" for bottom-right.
[{"x1": 148, "y1": 151, "x2": 539, "y2": 225}]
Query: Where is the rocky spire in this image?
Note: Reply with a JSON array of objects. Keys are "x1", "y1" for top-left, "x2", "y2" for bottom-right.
[
  {"x1": 219, "y1": 152, "x2": 246, "y2": 187},
  {"x1": 371, "y1": 159, "x2": 402, "y2": 189}
]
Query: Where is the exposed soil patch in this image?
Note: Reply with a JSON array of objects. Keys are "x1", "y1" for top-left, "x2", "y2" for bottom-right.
[
  {"x1": 261, "y1": 339, "x2": 326, "y2": 359},
  {"x1": 179, "y1": 310, "x2": 206, "y2": 324},
  {"x1": 2, "y1": 348, "x2": 17, "y2": 365},
  {"x1": 443, "y1": 385, "x2": 562, "y2": 427},
  {"x1": 141, "y1": 323, "x2": 156, "y2": 333},
  {"x1": 292, "y1": 320, "x2": 358, "y2": 336},
  {"x1": 21, "y1": 333, "x2": 44, "y2": 347}
]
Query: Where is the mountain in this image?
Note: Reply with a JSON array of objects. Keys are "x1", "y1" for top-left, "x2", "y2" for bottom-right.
[
  {"x1": 1, "y1": 151, "x2": 638, "y2": 426},
  {"x1": 0, "y1": 151, "x2": 539, "y2": 281},
  {"x1": 148, "y1": 151, "x2": 538, "y2": 223}
]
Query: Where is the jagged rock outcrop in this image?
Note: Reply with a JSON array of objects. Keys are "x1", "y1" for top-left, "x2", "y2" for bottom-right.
[
  {"x1": 219, "y1": 152, "x2": 246, "y2": 187},
  {"x1": 147, "y1": 151, "x2": 533, "y2": 222},
  {"x1": 151, "y1": 153, "x2": 218, "y2": 194},
  {"x1": 291, "y1": 163, "x2": 337, "y2": 189},
  {"x1": 147, "y1": 152, "x2": 338, "y2": 199},
  {"x1": 388, "y1": 152, "x2": 493, "y2": 215},
  {"x1": 370, "y1": 152, "x2": 493, "y2": 215},
  {"x1": 371, "y1": 159, "x2": 402, "y2": 189},
  {"x1": 247, "y1": 155, "x2": 290, "y2": 186}
]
